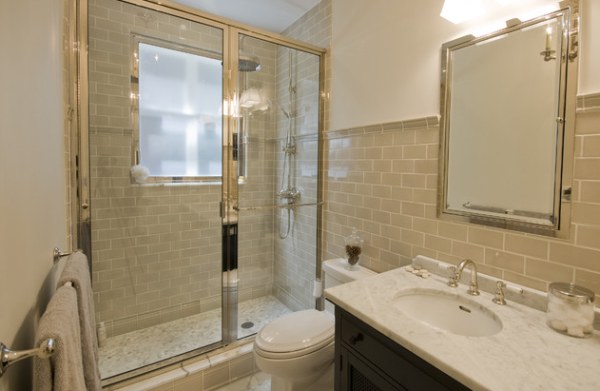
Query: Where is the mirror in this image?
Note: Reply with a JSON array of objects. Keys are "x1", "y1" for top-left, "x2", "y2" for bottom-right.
[{"x1": 438, "y1": 1, "x2": 579, "y2": 237}]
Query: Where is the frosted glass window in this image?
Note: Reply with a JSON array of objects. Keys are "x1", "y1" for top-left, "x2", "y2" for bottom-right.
[{"x1": 138, "y1": 43, "x2": 222, "y2": 178}]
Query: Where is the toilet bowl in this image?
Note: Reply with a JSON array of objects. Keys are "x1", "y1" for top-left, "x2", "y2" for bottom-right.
[
  {"x1": 254, "y1": 258, "x2": 376, "y2": 391},
  {"x1": 254, "y1": 309, "x2": 334, "y2": 391}
]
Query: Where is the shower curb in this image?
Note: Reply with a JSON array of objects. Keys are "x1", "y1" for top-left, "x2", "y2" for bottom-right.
[{"x1": 104, "y1": 341, "x2": 256, "y2": 391}]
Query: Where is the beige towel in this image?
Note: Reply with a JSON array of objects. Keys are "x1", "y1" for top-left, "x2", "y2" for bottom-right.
[
  {"x1": 58, "y1": 251, "x2": 101, "y2": 391},
  {"x1": 34, "y1": 285, "x2": 86, "y2": 391}
]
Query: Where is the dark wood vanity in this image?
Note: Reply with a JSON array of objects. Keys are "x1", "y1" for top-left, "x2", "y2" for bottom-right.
[{"x1": 335, "y1": 308, "x2": 472, "y2": 391}]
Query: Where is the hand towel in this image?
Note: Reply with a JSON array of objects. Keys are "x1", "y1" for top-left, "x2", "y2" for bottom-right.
[
  {"x1": 58, "y1": 251, "x2": 101, "y2": 391},
  {"x1": 33, "y1": 285, "x2": 86, "y2": 391}
]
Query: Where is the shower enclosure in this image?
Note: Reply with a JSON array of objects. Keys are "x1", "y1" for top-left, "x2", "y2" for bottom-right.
[{"x1": 79, "y1": 0, "x2": 323, "y2": 382}]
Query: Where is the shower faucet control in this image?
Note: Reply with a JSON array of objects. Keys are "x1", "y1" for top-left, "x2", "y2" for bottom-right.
[
  {"x1": 282, "y1": 144, "x2": 296, "y2": 155},
  {"x1": 278, "y1": 188, "x2": 301, "y2": 204}
]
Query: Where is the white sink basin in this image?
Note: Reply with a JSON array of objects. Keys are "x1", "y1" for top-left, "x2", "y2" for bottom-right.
[{"x1": 393, "y1": 289, "x2": 502, "y2": 337}]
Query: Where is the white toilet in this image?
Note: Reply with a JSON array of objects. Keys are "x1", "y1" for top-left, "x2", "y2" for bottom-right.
[{"x1": 254, "y1": 258, "x2": 376, "y2": 391}]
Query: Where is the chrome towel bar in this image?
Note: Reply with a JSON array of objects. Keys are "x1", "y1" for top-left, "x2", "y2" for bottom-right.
[
  {"x1": 0, "y1": 339, "x2": 55, "y2": 378},
  {"x1": 53, "y1": 247, "x2": 72, "y2": 264}
]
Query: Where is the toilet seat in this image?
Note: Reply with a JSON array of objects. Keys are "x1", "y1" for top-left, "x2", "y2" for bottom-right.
[{"x1": 254, "y1": 309, "x2": 334, "y2": 360}]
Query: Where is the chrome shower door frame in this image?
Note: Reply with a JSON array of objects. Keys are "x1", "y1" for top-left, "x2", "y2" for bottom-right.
[{"x1": 74, "y1": 0, "x2": 326, "y2": 382}]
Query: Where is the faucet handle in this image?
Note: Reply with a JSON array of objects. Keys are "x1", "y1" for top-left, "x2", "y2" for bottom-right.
[
  {"x1": 447, "y1": 266, "x2": 458, "y2": 287},
  {"x1": 492, "y1": 281, "x2": 507, "y2": 305}
]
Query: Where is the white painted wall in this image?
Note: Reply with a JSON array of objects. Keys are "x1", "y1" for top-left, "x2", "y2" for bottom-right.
[
  {"x1": 330, "y1": 0, "x2": 451, "y2": 129},
  {"x1": 0, "y1": 0, "x2": 67, "y2": 389},
  {"x1": 330, "y1": 0, "x2": 600, "y2": 130}
]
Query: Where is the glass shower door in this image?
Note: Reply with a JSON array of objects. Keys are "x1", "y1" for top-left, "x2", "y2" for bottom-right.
[
  {"x1": 232, "y1": 32, "x2": 322, "y2": 339},
  {"x1": 87, "y1": 0, "x2": 226, "y2": 379}
]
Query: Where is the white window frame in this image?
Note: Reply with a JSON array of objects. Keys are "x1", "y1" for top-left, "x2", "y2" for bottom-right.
[{"x1": 131, "y1": 34, "x2": 224, "y2": 184}]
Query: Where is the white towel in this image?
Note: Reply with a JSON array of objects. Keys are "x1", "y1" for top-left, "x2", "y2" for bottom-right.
[
  {"x1": 58, "y1": 251, "x2": 101, "y2": 391},
  {"x1": 34, "y1": 285, "x2": 86, "y2": 391}
]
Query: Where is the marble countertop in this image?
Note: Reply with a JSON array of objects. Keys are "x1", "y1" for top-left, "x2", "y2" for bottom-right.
[{"x1": 324, "y1": 262, "x2": 600, "y2": 391}]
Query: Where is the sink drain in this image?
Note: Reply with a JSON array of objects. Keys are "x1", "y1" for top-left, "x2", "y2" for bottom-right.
[{"x1": 241, "y1": 321, "x2": 254, "y2": 329}]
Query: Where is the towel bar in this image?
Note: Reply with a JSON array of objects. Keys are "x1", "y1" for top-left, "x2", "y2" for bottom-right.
[
  {"x1": 53, "y1": 247, "x2": 72, "y2": 264},
  {"x1": 0, "y1": 339, "x2": 55, "y2": 378}
]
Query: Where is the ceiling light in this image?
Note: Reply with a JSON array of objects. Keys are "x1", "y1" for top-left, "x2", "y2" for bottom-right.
[{"x1": 440, "y1": 0, "x2": 485, "y2": 24}]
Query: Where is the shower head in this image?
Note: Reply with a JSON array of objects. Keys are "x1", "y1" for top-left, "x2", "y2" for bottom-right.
[{"x1": 239, "y1": 54, "x2": 261, "y2": 72}]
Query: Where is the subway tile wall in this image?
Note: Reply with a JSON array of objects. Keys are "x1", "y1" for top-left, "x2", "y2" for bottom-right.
[
  {"x1": 322, "y1": 100, "x2": 600, "y2": 302},
  {"x1": 89, "y1": 0, "x2": 223, "y2": 337}
]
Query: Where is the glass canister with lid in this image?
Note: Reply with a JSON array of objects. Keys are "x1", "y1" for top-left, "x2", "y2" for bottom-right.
[
  {"x1": 547, "y1": 282, "x2": 595, "y2": 337},
  {"x1": 344, "y1": 228, "x2": 363, "y2": 270}
]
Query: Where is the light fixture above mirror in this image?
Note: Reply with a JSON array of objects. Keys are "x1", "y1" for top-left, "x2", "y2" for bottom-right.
[
  {"x1": 440, "y1": 0, "x2": 560, "y2": 26},
  {"x1": 440, "y1": 0, "x2": 485, "y2": 24}
]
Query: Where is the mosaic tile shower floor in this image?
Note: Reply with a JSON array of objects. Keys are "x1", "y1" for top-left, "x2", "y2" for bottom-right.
[{"x1": 99, "y1": 295, "x2": 291, "y2": 378}]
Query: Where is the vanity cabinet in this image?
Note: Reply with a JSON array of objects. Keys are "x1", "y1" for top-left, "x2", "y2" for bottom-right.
[{"x1": 335, "y1": 308, "x2": 471, "y2": 391}]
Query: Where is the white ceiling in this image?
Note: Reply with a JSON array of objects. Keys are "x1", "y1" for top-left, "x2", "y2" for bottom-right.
[{"x1": 172, "y1": 0, "x2": 322, "y2": 33}]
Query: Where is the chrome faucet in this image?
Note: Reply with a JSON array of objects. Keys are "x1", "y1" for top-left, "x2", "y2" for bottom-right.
[{"x1": 447, "y1": 259, "x2": 480, "y2": 296}]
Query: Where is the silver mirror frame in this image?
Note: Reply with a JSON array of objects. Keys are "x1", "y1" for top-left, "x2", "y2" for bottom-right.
[{"x1": 438, "y1": 0, "x2": 579, "y2": 238}]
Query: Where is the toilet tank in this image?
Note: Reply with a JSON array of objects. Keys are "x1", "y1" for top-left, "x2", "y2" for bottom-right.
[{"x1": 323, "y1": 258, "x2": 376, "y2": 313}]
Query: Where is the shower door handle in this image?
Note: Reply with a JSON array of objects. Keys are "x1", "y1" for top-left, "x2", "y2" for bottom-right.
[{"x1": 222, "y1": 223, "x2": 238, "y2": 272}]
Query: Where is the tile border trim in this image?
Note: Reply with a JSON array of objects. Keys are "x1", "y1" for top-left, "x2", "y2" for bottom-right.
[
  {"x1": 577, "y1": 92, "x2": 600, "y2": 112},
  {"x1": 106, "y1": 341, "x2": 255, "y2": 391},
  {"x1": 324, "y1": 115, "x2": 440, "y2": 140},
  {"x1": 322, "y1": 91, "x2": 600, "y2": 139}
]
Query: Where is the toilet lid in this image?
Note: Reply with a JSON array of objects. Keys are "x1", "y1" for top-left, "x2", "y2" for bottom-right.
[{"x1": 255, "y1": 309, "x2": 334, "y2": 354}]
